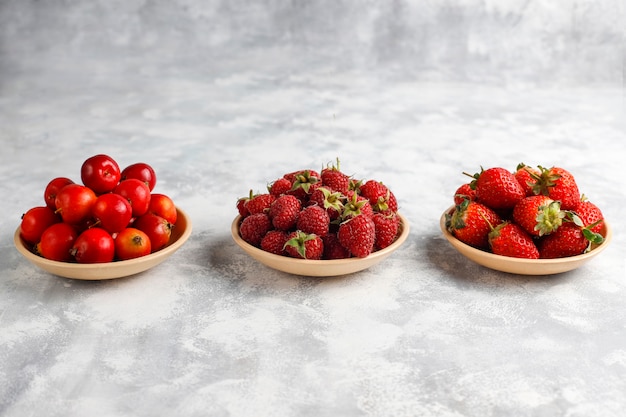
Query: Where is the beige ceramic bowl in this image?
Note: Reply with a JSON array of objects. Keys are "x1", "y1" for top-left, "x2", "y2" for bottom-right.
[
  {"x1": 231, "y1": 213, "x2": 410, "y2": 277},
  {"x1": 440, "y1": 206, "x2": 612, "y2": 275},
  {"x1": 14, "y1": 207, "x2": 192, "y2": 280}
]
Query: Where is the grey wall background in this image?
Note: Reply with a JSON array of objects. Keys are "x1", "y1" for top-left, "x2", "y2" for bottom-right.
[{"x1": 1, "y1": 0, "x2": 623, "y2": 88}]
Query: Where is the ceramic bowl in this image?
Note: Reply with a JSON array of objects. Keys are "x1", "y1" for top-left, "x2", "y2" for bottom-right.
[
  {"x1": 14, "y1": 207, "x2": 192, "y2": 280},
  {"x1": 231, "y1": 213, "x2": 410, "y2": 277},
  {"x1": 439, "y1": 206, "x2": 612, "y2": 275}
]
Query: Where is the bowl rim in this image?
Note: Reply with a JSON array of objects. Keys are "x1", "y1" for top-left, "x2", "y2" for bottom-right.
[
  {"x1": 231, "y1": 212, "x2": 410, "y2": 267},
  {"x1": 439, "y1": 205, "x2": 612, "y2": 266},
  {"x1": 14, "y1": 206, "x2": 192, "y2": 275}
]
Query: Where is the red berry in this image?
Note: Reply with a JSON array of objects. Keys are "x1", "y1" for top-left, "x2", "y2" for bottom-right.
[
  {"x1": 260, "y1": 230, "x2": 289, "y2": 256},
  {"x1": 372, "y1": 212, "x2": 400, "y2": 250},
  {"x1": 446, "y1": 200, "x2": 502, "y2": 249},
  {"x1": 488, "y1": 222, "x2": 539, "y2": 259},
  {"x1": 297, "y1": 205, "x2": 330, "y2": 236},
  {"x1": 453, "y1": 183, "x2": 476, "y2": 206},
  {"x1": 537, "y1": 222, "x2": 589, "y2": 259},
  {"x1": 514, "y1": 163, "x2": 539, "y2": 196},
  {"x1": 284, "y1": 231, "x2": 324, "y2": 260},
  {"x1": 512, "y1": 195, "x2": 563, "y2": 237},
  {"x1": 245, "y1": 193, "x2": 276, "y2": 216},
  {"x1": 360, "y1": 180, "x2": 394, "y2": 212},
  {"x1": 268, "y1": 177, "x2": 292, "y2": 197},
  {"x1": 573, "y1": 198, "x2": 604, "y2": 234},
  {"x1": 532, "y1": 166, "x2": 580, "y2": 210},
  {"x1": 321, "y1": 233, "x2": 351, "y2": 260},
  {"x1": 239, "y1": 213, "x2": 271, "y2": 247},
  {"x1": 342, "y1": 191, "x2": 374, "y2": 220},
  {"x1": 470, "y1": 167, "x2": 525, "y2": 210},
  {"x1": 269, "y1": 194, "x2": 301, "y2": 231},
  {"x1": 320, "y1": 159, "x2": 350, "y2": 194},
  {"x1": 308, "y1": 186, "x2": 344, "y2": 220},
  {"x1": 338, "y1": 214, "x2": 376, "y2": 258}
]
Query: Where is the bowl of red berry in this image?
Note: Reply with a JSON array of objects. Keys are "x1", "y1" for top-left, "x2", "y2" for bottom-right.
[
  {"x1": 14, "y1": 154, "x2": 192, "y2": 280},
  {"x1": 231, "y1": 160, "x2": 410, "y2": 277},
  {"x1": 441, "y1": 163, "x2": 611, "y2": 275}
]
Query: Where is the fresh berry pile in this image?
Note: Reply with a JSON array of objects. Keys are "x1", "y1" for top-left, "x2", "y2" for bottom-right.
[
  {"x1": 236, "y1": 159, "x2": 402, "y2": 260},
  {"x1": 19, "y1": 154, "x2": 179, "y2": 263},
  {"x1": 445, "y1": 163, "x2": 605, "y2": 259}
]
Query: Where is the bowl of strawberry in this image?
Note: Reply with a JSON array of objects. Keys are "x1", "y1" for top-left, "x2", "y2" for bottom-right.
[
  {"x1": 231, "y1": 160, "x2": 409, "y2": 277},
  {"x1": 14, "y1": 154, "x2": 192, "y2": 280},
  {"x1": 441, "y1": 163, "x2": 612, "y2": 275}
]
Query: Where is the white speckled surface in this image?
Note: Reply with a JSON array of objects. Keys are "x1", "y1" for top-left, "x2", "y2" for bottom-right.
[{"x1": 1, "y1": 1, "x2": 625, "y2": 416}]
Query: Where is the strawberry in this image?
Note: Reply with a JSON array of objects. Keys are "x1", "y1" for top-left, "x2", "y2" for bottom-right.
[
  {"x1": 573, "y1": 196, "x2": 604, "y2": 234},
  {"x1": 269, "y1": 194, "x2": 301, "y2": 231},
  {"x1": 308, "y1": 186, "x2": 344, "y2": 220},
  {"x1": 446, "y1": 200, "x2": 502, "y2": 249},
  {"x1": 360, "y1": 179, "x2": 394, "y2": 212},
  {"x1": 337, "y1": 214, "x2": 376, "y2": 258},
  {"x1": 531, "y1": 166, "x2": 580, "y2": 210},
  {"x1": 245, "y1": 193, "x2": 276, "y2": 215},
  {"x1": 268, "y1": 177, "x2": 292, "y2": 197},
  {"x1": 260, "y1": 230, "x2": 289, "y2": 256},
  {"x1": 488, "y1": 222, "x2": 539, "y2": 259},
  {"x1": 342, "y1": 190, "x2": 374, "y2": 219},
  {"x1": 284, "y1": 230, "x2": 324, "y2": 260},
  {"x1": 453, "y1": 183, "x2": 476, "y2": 205},
  {"x1": 514, "y1": 163, "x2": 540, "y2": 196},
  {"x1": 321, "y1": 233, "x2": 351, "y2": 259},
  {"x1": 512, "y1": 195, "x2": 564, "y2": 237},
  {"x1": 372, "y1": 211, "x2": 400, "y2": 249},
  {"x1": 297, "y1": 205, "x2": 330, "y2": 236},
  {"x1": 537, "y1": 222, "x2": 590, "y2": 259},
  {"x1": 321, "y1": 158, "x2": 350, "y2": 194},
  {"x1": 239, "y1": 213, "x2": 271, "y2": 246},
  {"x1": 466, "y1": 166, "x2": 525, "y2": 210}
]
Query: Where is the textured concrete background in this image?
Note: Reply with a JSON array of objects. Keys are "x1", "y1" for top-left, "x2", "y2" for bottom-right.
[{"x1": 1, "y1": 0, "x2": 623, "y2": 87}]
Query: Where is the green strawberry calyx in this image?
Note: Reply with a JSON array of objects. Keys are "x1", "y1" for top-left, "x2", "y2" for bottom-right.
[
  {"x1": 567, "y1": 212, "x2": 605, "y2": 246},
  {"x1": 534, "y1": 201, "x2": 565, "y2": 236},
  {"x1": 530, "y1": 165, "x2": 562, "y2": 196}
]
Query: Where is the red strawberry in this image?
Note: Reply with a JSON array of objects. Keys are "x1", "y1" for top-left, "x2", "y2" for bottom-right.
[
  {"x1": 466, "y1": 166, "x2": 525, "y2": 210},
  {"x1": 512, "y1": 195, "x2": 563, "y2": 237},
  {"x1": 446, "y1": 200, "x2": 502, "y2": 249},
  {"x1": 245, "y1": 193, "x2": 276, "y2": 215},
  {"x1": 268, "y1": 177, "x2": 292, "y2": 197},
  {"x1": 337, "y1": 214, "x2": 376, "y2": 258},
  {"x1": 372, "y1": 211, "x2": 400, "y2": 249},
  {"x1": 453, "y1": 183, "x2": 476, "y2": 205},
  {"x1": 260, "y1": 230, "x2": 289, "y2": 256},
  {"x1": 342, "y1": 191, "x2": 374, "y2": 220},
  {"x1": 360, "y1": 179, "x2": 395, "y2": 212},
  {"x1": 514, "y1": 163, "x2": 540, "y2": 196},
  {"x1": 573, "y1": 196, "x2": 604, "y2": 234},
  {"x1": 269, "y1": 194, "x2": 301, "y2": 231},
  {"x1": 297, "y1": 205, "x2": 330, "y2": 236},
  {"x1": 284, "y1": 230, "x2": 324, "y2": 260},
  {"x1": 532, "y1": 166, "x2": 580, "y2": 210},
  {"x1": 239, "y1": 213, "x2": 271, "y2": 247},
  {"x1": 321, "y1": 158, "x2": 350, "y2": 194},
  {"x1": 537, "y1": 222, "x2": 590, "y2": 259},
  {"x1": 488, "y1": 222, "x2": 539, "y2": 259},
  {"x1": 308, "y1": 186, "x2": 344, "y2": 220},
  {"x1": 321, "y1": 233, "x2": 351, "y2": 259}
]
